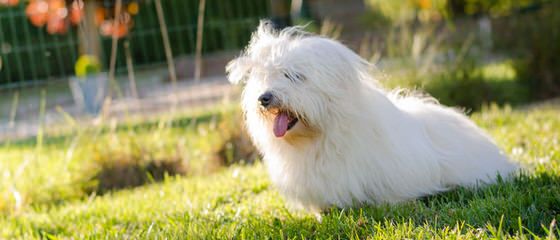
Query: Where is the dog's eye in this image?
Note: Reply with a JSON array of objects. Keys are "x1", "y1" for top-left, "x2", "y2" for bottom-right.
[{"x1": 284, "y1": 72, "x2": 304, "y2": 83}]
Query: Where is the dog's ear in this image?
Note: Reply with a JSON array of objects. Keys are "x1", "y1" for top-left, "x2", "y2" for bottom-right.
[
  {"x1": 226, "y1": 20, "x2": 276, "y2": 85},
  {"x1": 226, "y1": 56, "x2": 251, "y2": 85}
]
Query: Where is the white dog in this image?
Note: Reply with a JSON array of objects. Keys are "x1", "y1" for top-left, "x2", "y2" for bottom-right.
[{"x1": 226, "y1": 21, "x2": 517, "y2": 213}]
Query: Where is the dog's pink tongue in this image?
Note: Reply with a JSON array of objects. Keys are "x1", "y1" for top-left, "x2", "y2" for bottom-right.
[{"x1": 273, "y1": 112, "x2": 289, "y2": 137}]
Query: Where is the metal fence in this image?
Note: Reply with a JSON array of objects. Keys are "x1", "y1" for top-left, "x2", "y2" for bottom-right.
[{"x1": 0, "y1": 0, "x2": 270, "y2": 90}]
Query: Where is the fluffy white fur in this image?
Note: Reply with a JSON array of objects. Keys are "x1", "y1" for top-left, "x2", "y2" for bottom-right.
[{"x1": 227, "y1": 21, "x2": 517, "y2": 213}]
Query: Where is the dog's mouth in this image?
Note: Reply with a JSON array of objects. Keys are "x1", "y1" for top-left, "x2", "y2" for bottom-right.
[{"x1": 273, "y1": 110, "x2": 298, "y2": 137}]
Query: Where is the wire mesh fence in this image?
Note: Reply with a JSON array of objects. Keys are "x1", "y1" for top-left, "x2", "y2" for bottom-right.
[{"x1": 0, "y1": 0, "x2": 269, "y2": 90}]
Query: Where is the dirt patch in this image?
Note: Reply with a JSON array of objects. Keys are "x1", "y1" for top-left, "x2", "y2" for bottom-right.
[{"x1": 84, "y1": 152, "x2": 188, "y2": 194}]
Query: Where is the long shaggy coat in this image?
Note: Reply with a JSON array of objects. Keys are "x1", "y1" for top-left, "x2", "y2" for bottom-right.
[{"x1": 227, "y1": 21, "x2": 517, "y2": 213}]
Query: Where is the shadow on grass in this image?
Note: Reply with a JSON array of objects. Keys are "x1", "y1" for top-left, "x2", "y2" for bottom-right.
[
  {"x1": 224, "y1": 171, "x2": 559, "y2": 238},
  {"x1": 313, "y1": 171, "x2": 560, "y2": 237}
]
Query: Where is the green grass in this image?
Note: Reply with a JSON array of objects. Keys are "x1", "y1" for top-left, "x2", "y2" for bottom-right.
[
  {"x1": 1, "y1": 103, "x2": 559, "y2": 239},
  {"x1": 0, "y1": 106, "x2": 238, "y2": 210}
]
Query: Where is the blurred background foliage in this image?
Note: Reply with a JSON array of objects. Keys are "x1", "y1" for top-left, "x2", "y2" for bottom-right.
[
  {"x1": 359, "y1": 0, "x2": 559, "y2": 110},
  {"x1": 0, "y1": 0, "x2": 268, "y2": 87},
  {"x1": 1, "y1": 0, "x2": 558, "y2": 109}
]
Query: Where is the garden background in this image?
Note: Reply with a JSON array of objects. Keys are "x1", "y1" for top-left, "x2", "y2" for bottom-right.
[{"x1": 0, "y1": 0, "x2": 559, "y2": 238}]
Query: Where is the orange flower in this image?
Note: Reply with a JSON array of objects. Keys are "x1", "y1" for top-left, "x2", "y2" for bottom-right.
[
  {"x1": 100, "y1": 12, "x2": 133, "y2": 38},
  {"x1": 0, "y1": 0, "x2": 19, "y2": 7},
  {"x1": 47, "y1": 14, "x2": 67, "y2": 34},
  {"x1": 95, "y1": 7, "x2": 106, "y2": 26},
  {"x1": 25, "y1": 0, "x2": 49, "y2": 27},
  {"x1": 24, "y1": 0, "x2": 135, "y2": 36},
  {"x1": 100, "y1": 19, "x2": 130, "y2": 38},
  {"x1": 127, "y1": 2, "x2": 139, "y2": 15},
  {"x1": 26, "y1": 0, "x2": 68, "y2": 33},
  {"x1": 69, "y1": 0, "x2": 84, "y2": 25},
  {"x1": 417, "y1": 0, "x2": 431, "y2": 9},
  {"x1": 46, "y1": 0, "x2": 68, "y2": 34}
]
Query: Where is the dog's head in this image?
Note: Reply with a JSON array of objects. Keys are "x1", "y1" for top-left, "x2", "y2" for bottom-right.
[{"x1": 227, "y1": 21, "x2": 374, "y2": 143}]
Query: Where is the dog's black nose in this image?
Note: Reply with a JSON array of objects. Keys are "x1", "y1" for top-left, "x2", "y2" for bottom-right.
[{"x1": 258, "y1": 92, "x2": 273, "y2": 107}]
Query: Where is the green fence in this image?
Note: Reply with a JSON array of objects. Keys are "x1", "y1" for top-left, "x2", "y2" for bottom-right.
[{"x1": 0, "y1": 0, "x2": 269, "y2": 90}]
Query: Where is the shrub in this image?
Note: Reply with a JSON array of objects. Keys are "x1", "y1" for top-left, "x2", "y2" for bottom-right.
[
  {"x1": 86, "y1": 151, "x2": 187, "y2": 194},
  {"x1": 492, "y1": 1, "x2": 560, "y2": 99},
  {"x1": 81, "y1": 132, "x2": 189, "y2": 194},
  {"x1": 213, "y1": 110, "x2": 260, "y2": 166},
  {"x1": 423, "y1": 62, "x2": 529, "y2": 111}
]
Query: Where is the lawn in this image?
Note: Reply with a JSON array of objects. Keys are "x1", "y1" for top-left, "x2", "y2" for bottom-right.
[{"x1": 1, "y1": 103, "x2": 559, "y2": 239}]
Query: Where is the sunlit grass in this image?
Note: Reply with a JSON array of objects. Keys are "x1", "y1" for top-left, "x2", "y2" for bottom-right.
[
  {"x1": 1, "y1": 103, "x2": 559, "y2": 239},
  {"x1": 0, "y1": 104, "x2": 239, "y2": 213},
  {"x1": 479, "y1": 61, "x2": 517, "y2": 82}
]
